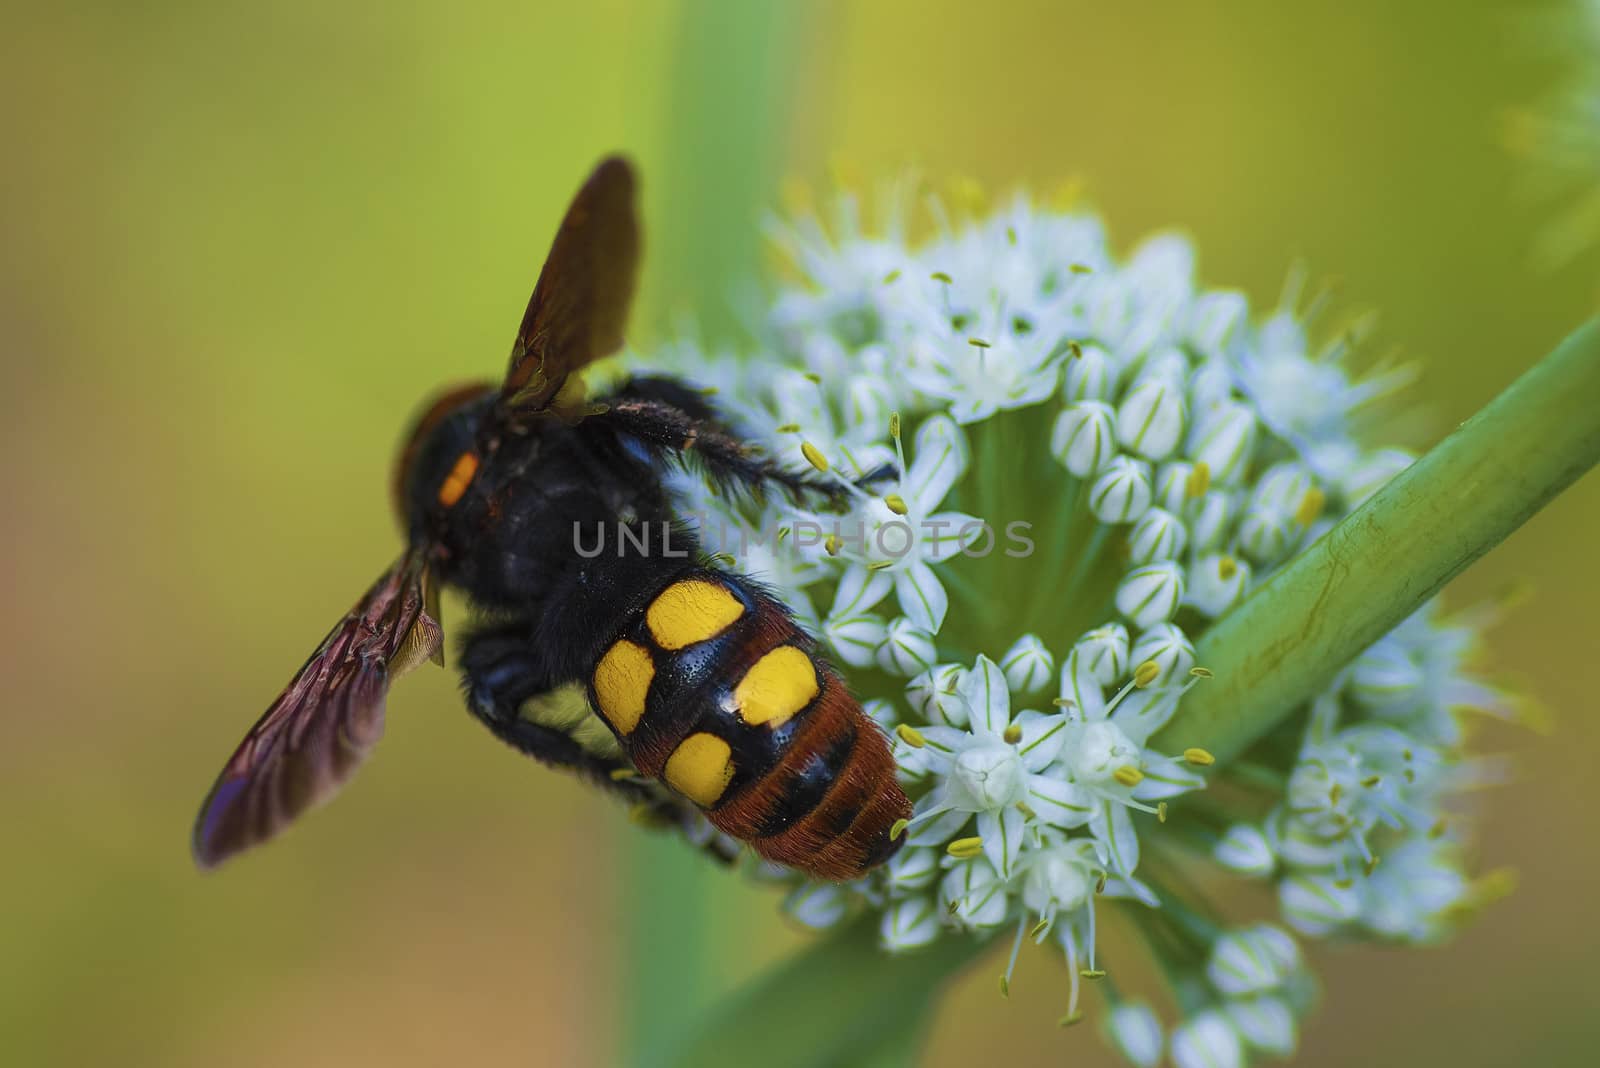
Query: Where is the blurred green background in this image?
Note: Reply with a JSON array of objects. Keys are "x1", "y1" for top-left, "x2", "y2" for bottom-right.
[{"x1": 3, "y1": 2, "x2": 1596, "y2": 1066}]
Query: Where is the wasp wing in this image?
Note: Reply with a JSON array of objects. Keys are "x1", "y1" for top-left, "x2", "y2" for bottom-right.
[
  {"x1": 497, "y1": 156, "x2": 640, "y2": 425},
  {"x1": 192, "y1": 549, "x2": 443, "y2": 869}
]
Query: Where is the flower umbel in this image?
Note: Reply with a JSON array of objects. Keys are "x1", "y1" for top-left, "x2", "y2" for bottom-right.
[{"x1": 652, "y1": 179, "x2": 1522, "y2": 1067}]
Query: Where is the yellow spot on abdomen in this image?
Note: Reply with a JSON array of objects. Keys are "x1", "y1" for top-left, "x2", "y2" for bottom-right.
[
  {"x1": 593, "y1": 640, "x2": 653, "y2": 735},
  {"x1": 645, "y1": 579, "x2": 744, "y2": 650},
  {"x1": 437, "y1": 451, "x2": 480, "y2": 508},
  {"x1": 733, "y1": 646, "x2": 819, "y2": 728},
  {"x1": 663, "y1": 732, "x2": 735, "y2": 808}
]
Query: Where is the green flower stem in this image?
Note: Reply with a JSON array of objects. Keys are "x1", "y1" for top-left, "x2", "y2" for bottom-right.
[
  {"x1": 671, "y1": 319, "x2": 1600, "y2": 1064},
  {"x1": 1155, "y1": 317, "x2": 1600, "y2": 762},
  {"x1": 627, "y1": 3, "x2": 804, "y2": 1065},
  {"x1": 662, "y1": 915, "x2": 990, "y2": 1068}
]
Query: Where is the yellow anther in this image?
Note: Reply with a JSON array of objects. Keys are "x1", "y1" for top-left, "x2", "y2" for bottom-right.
[
  {"x1": 889, "y1": 818, "x2": 911, "y2": 841},
  {"x1": 1058, "y1": 1012, "x2": 1085, "y2": 1028},
  {"x1": 1183, "y1": 747, "x2": 1216, "y2": 766},
  {"x1": 1015, "y1": 801, "x2": 1037, "y2": 819},
  {"x1": 889, "y1": 412, "x2": 902, "y2": 439},
  {"x1": 968, "y1": 337, "x2": 992, "y2": 349},
  {"x1": 1080, "y1": 968, "x2": 1107, "y2": 979},
  {"x1": 1069, "y1": 263, "x2": 1093, "y2": 274},
  {"x1": 1186, "y1": 462, "x2": 1212, "y2": 498},
  {"x1": 1095, "y1": 872, "x2": 1107, "y2": 894},
  {"x1": 1113, "y1": 765, "x2": 1145, "y2": 787},
  {"x1": 931, "y1": 271, "x2": 953, "y2": 284},
  {"x1": 999, "y1": 976, "x2": 1010, "y2": 998},
  {"x1": 803, "y1": 372, "x2": 822, "y2": 385},
  {"x1": 884, "y1": 494, "x2": 909, "y2": 515},
  {"x1": 1189, "y1": 666, "x2": 1214, "y2": 679},
  {"x1": 825, "y1": 533, "x2": 842, "y2": 556},
  {"x1": 895, "y1": 724, "x2": 927, "y2": 748},
  {"x1": 1157, "y1": 802, "x2": 1169, "y2": 823},
  {"x1": 883, "y1": 269, "x2": 901, "y2": 284},
  {"x1": 866, "y1": 560, "x2": 894, "y2": 572},
  {"x1": 1361, "y1": 775, "x2": 1382, "y2": 788},
  {"x1": 946, "y1": 836, "x2": 984, "y2": 859},
  {"x1": 1296, "y1": 487, "x2": 1327, "y2": 526},
  {"x1": 1365, "y1": 855, "x2": 1381, "y2": 877},
  {"x1": 1218, "y1": 555, "x2": 1239, "y2": 581},
  {"x1": 775, "y1": 422, "x2": 800, "y2": 434},
  {"x1": 801, "y1": 441, "x2": 829, "y2": 472},
  {"x1": 1006, "y1": 226, "x2": 1018, "y2": 246},
  {"x1": 1030, "y1": 918, "x2": 1050, "y2": 939},
  {"x1": 1068, "y1": 340, "x2": 1084, "y2": 359},
  {"x1": 1329, "y1": 783, "x2": 1344, "y2": 804},
  {"x1": 1051, "y1": 697, "x2": 1076, "y2": 708},
  {"x1": 1003, "y1": 723, "x2": 1023, "y2": 744},
  {"x1": 1133, "y1": 661, "x2": 1161, "y2": 688}
]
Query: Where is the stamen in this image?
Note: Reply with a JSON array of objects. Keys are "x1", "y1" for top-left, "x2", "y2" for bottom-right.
[
  {"x1": 1218, "y1": 555, "x2": 1239, "y2": 581},
  {"x1": 1068, "y1": 340, "x2": 1084, "y2": 359},
  {"x1": 775, "y1": 423, "x2": 800, "y2": 433},
  {"x1": 1361, "y1": 775, "x2": 1382, "y2": 788},
  {"x1": 931, "y1": 271, "x2": 953, "y2": 284},
  {"x1": 1296, "y1": 487, "x2": 1327, "y2": 526},
  {"x1": 1189, "y1": 666, "x2": 1214, "y2": 679},
  {"x1": 1069, "y1": 263, "x2": 1093, "y2": 274},
  {"x1": 801, "y1": 441, "x2": 830, "y2": 472},
  {"x1": 884, "y1": 493, "x2": 909, "y2": 515},
  {"x1": 947, "y1": 836, "x2": 984, "y2": 859},
  {"x1": 1003, "y1": 723, "x2": 1023, "y2": 744},
  {"x1": 866, "y1": 560, "x2": 895, "y2": 572},
  {"x1": 969, "y1": 338, "x2": 992, "y2": 349},
  {"x1": 1133, "y1": 661, "x2": 1161, "y2": 688},
  {"x1": 1113, "y1": 765, "x2": 1145, "y2": 787},
  {"x1": 1157, "y1": 802, "x2": 1169, "y2": 823},
  {"x1": 896, "y1": 724, "x2": 927, "y2": 748},
  {"x1": 889, "y1": 818, "x2": 911, "y2": 841},
  {"x1": 882, "y1": 270, "x2": 901, "y2": 285},
  {"x1": 1183, "y1": 747, "x2": 1216, "y2": 766},
  {"x1": 1186, "y1": 462, "x2": 1212, "y2": 498},
  {"x1": 1000, "y1": 915, "x2": 1027, "y2": 998},
  {"x1": 824, "y1": 534, "x2": 842, "y2": 556}
]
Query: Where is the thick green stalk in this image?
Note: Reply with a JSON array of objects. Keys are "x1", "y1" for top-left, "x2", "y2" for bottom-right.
[
  {"x1": 1155, "y1": 318, "x2": 1600, "y2": 761},
  {"x1": 625, "y1": 3, "x2": 804, "y2": 1066}
]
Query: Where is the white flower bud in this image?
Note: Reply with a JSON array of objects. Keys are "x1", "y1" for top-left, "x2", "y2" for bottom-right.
[
  {"x1": 1189, "y1": 359, "x2": 1236, "y2": 412},
  {"x1": 906, "y1": 663, "x2": 969, "y2": 726},
  {"x1": 1187, "y1": 401, "x2": 1257, "y2": 484},
  {"x1": 1104, "y1": 1001, "x2": 1164, "y2": 1068},
  {"x1": 1225, "y1": 996, "x2": 1297, "y2": 1056},
  {"x1": 880, "y1": 895, "x2": 941, "y2": 952},
  {"x1": 1139, "y1": 345, "x2": 1190, "y2": 384},
  {"x1": 1065, "y1": 720, "x2": 1140, "y2": 785},
  {"x1": 1340, "y1": 446, "x2": 1415, "y2": 506},
  {"x1": 948, "y1": 740, "x2": 1028, "y2": 810},
  {"x1": 1052, "y1": 401, "x2": 1117, "y2": 476},
  {"x1": 1250, "y1": 461, "x2": 1315, "y2": 515},
  {"x1": 1128, "y1": 622, "x2": 1195, "y2": 684},
  {"x1": 1071, "y1": 623, "x2": 1130, "y2": 685},
  {"x1": 1214, "y1": 822, "x2": 1276, "y2": 877},
  {"x1": 939, "y1": 857, "x2": 1010, "y2": 930},
  {"x1": 885, "y1": 845, "x2": 941, "y2": 893},
  {"x1": 1128, "y1": 506, "x2": 1188, "y2": 565},
  {"x1": 1186, "y1": 552, "x2": 1250, "y2": 618},
  {"x1": 1237, "y1": 508, "x2": 1293, "y2": 565},
  {"x1": 1021, "y1": 842, "x2": 1097, "y2": 915},
  {"x1": 784, "y1": 883, "x2": 850, "y2": 929},
  {"x1": 1279, "y1": 872, "x2": 1361, "y2": 936},
  {"x1": 1000, "y1": 633, "x2": 1054, "y2": 696},
  {"x1": 1350, "y1": 638, "x2": 1424, "y2": 717},
  {"x1": 1207, "y1": 924, "x2": 1301, "y2": 996},
  {"x1": 1117, "y1": 375, "x2": 1188, "y2": 461},
  {"x1": 1188, "y1": 490, "x2": 1235, "y2": 552},
  {"x1": 1187, "y1": 290, "x2": 1248, "y2": 358},
  {"x1": 823, "y1": 614, "x2": 888, "y2": 668},
  {"x1": 1116, "y1": 561, "x2": 1185, "y2": 628},
  {"x1": 1170, "y1": 1009, "x2": 1245, "y2": 1068},
  {"x1": 1153, "y1": 460, "x2": 1196, "y2": 512},
  {"x1": 1062, "y1": 342, "x2": 1115, "y2": 402},
  {"x1": 875, "y1": 617, "x2": 938, "y2": 676},
  {"x1": 1090, "y1": 456, "x2": 1154, "y2": 523}
]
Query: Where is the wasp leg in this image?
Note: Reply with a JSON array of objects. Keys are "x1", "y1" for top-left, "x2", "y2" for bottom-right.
[
  {"x1": 590, "y1": 393, "x2": 893, "y2": 508},
  {"x1": 459, "y1": 623, "x2": 740, "y2": 865}
]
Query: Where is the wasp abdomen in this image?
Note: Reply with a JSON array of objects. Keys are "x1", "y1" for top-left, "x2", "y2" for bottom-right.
[{"x1": 586, "y1": 569, "x2": 911, "y2": 880}]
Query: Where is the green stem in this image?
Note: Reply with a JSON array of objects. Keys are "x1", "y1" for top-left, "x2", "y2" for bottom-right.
[
  {"x1": 1155, "y1": 317, "x2": 1600, "y2": 762},
  {"x1": 626, "y1": 3, "x2": 803, "y2": 1065},
  {"x1": 661, "y1": 915, "x2": 989, "y2": 1068}
]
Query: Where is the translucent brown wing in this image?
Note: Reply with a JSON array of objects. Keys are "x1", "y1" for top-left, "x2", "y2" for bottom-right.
[
  {"x1": 497, "y1": 156, "x2": 640, "y2": 424},
  {"x1": 192, "y1": 548, "x2": 443, "y2": 869}
]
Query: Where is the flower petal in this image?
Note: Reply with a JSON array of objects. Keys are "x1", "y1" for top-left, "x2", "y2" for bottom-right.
[
  {"x1": 958, "y1": 654, "x2": 1011, "y2": 735},
  {"x1": 894, "y1": 561, "x2": 949, "y2": 632},
  {"x1": 978, "y1": 805, "x2": 1026, "y2": 880}
]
